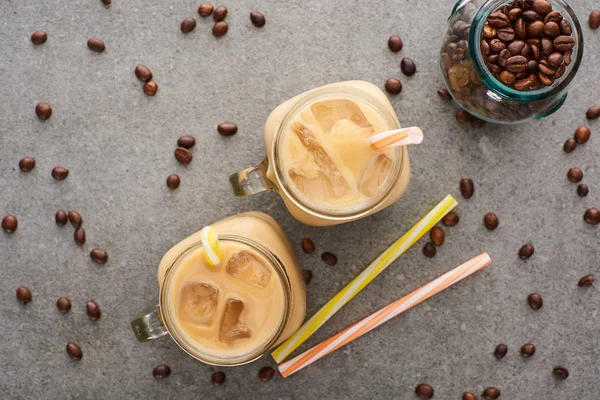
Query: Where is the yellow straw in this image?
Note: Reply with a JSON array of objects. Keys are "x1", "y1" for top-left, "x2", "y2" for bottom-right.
[{"x1": 272, "y1": 194, "x2": 458, "y2": 363}]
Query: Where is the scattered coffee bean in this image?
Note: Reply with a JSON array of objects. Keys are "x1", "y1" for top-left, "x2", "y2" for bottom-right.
[
  {"x1": 400, "y1": 58, "x2": 417, "y2": 76},
  {"x1": 181, "y1": 18, "x2": 197, "y2": 33},
  {"x1": 90, "y1": 248, "x2": 108, "y2": 264},
  {"x1": 301, "y1": 238, "x2": 315, "y2": 253},
  {"x1": 430, "y1": 226, "x2": 445, "y2": 246},
  {"x1": 36, "y1": 102, "x2": 52, "y2": 120},
  {"x1": 174, "y1": 147, "x2": 193, "y2": 165},
  {"x1": 198, "y1": 3, "x2": 214, "y2": 17},
  {"x1": 258, "y1": 366, "x2": 275, "y2": 381},
  {"x1": 494, "y1": 343, "x2": 508, "y2": 359},
  {"x1": 87, "y1": 38, "x2": 105, "y2": 53},
  {"x1": 55, "y1": 210, "x2": 68, "y2": 226},
  {"x1": 31, "y1": 30, "x2": 47, "y2": 45},
  {"x1": 143, "y1": 81, "x2": 158, "y2": 96},
  {"x1": 484, "y1": 213, "x2": 499, "y2": 230},
  {"x1": 74, "y1": 228, "x2": 86, "y2": 245},
  {"x1": 456, "y1": 109, "x2": 472, "y2": 124},
  {"x1": 567, "y1": 167, "x2": 583, "y2": 183},
  {"x1": 471, "y1": 117, "x2": 486, "y2": 128},
  {"x1": 167, "y1": 174, "x2": 180, "y2": 189},
  {"x1": 482, "y1": 387, "x2": 501, "y2": 399},
  {"x1": 134, "y1": 65, "x2": 153, "y2": 82},
  {"x1": 563, "y1": 137, "x2": 577, "y2": 153},
  {"x1": 423, "y1": 242, "x2": 436, "y2": 258},
  {"x1": 211, "y1": 371, "x2": 226, "y2": 385},
  {"x1": 521, "y1": 343, "x2": 536, "y2": 357},
  {"x1": 2, "y1": 215, "x2": 18, "y2": 233},
  {"x1": 86, "y1": 300, "x2": 101, "y2": 320},
  {"x1": 217, "y1": 122, "x2": 238, "y2": 136},
  {"x1": 578, "y1": 274, "x2": 594, "y2": 287},
  {"x1": 177, "y1": 136, "x2": 196, "y2": 148},
  {"x1": 213, "y1": 6, "x2": 227, "y2": 21},
  {"x1": 388, "y1": 35, "x2": 403, "y2": 52},
  {"x1": 577, "y1": 184, "x2": 589, "y2": 197},
  {"x1": 19, "y1": 157, "x2": 35, "y2": 172},
  {"x1": 102, "y1": 0, "x2": 111, "y2": 5},
  {"x1": 66, "y1": 342, "x2": 83, "y2": 360},
  {"x1": 68, "y1": 210, "x2": 83, "y2": 227},
  {"x1": 463, "y1": 393, "x2": 478, "y2": 400},
  {"x1": 584, "y1": 208, "x2": 600, "y2": 225},
  {"x1": 321, "y1": 252, "x2": 338, "y2": 266},
  {"x1": 574, "y1": 126, "x2": 591, "y2": 144},
  {"x1": 553, "y1": 366, "x2": 569, "y2": 380},
  {"x1": 56, "y1": 297, "x2": 72, "y2": 313},
  {"x1": 437, "y1": 88, "x2": 451, "y2": 101},
  {"x1": 519, "y1": 243, "x2": 534, "y2": 259},
  {"x1": 527, "y1": 293, "x2": 543, "y2": 310},
  {"x1": 590, "y1": 10, "x2": 600, "y2": 30},
  {"x1": 460, "y1": 178, "x2": 475, "y2": 198},
  {"x1": 213, "y1": 21, "x2": 228, "y2": 37},
  {"x1": 415, "y1": 383, "x2": 434, "y2": 399},
  {"x1": 16, "y1": 286, "x2": 32, "y2": 304},
  {"x1": 250, "y1": 11, "x2": 266, "y2": 28},
  {"x1": 384, "y1": 78, "x2": 402, "y2": 94},
  {"x1": 52, "y1": 167, "x2": 69, "y2": 180},
  {"x1": 153, "y1": 364, "x2": 171, "y2": 379},
  {"x1": 302, "y1": 269, "x2": 313, "y2": 285},
  {"x1": 587, "y1": 106, "x2": 600, "y2": 120},
  {"x1": 442, "y1": 211, "x2": 459, "y2": 226}
]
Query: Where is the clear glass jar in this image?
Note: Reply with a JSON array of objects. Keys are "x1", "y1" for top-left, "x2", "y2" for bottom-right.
[{"x1": 441, "y1": 0, "x2": 583, "y2": 124}]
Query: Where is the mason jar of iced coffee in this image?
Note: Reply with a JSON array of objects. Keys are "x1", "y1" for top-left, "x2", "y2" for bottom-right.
[{"x1": 230, "y1": 81, "x2": 411, "y2": 226}]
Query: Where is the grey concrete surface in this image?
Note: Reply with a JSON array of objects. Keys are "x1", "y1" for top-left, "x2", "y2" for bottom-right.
[{"x1": 1, "y1": 0, "x2": 600, "y2": 398}]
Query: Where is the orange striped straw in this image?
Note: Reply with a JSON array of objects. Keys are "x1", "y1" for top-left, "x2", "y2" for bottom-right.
[
  {"x1": 370, "y1": 127, "x2": 423, "y2": 150},
  {"x1": 278, "y1": 252, "x2": 491, "y2": 378}
]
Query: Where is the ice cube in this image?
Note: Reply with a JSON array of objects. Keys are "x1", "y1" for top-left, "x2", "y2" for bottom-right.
[
  {"x1": 359, "y1": 153, "x2": 393, "y2": 197},
  {"x1": 226, "y1": 251, "x2": 271, "y2": 289},
  {"x1": 289, "y1": 166, "x2": 333, "y2": 201},
  {"x1": 179, "y1": 282, "x2": 219, "y2": 327},
  {"x1": 329, "y1": 118, "x2": 375, "y2": 137},
  {"x1": 310, "y1": 99, "x2": 371, "y2": 133},
  {"x1": 219, "y1": 298, "x2": 251, "y2": 344}
]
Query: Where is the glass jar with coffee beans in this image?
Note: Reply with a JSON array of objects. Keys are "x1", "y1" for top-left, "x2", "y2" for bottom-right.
[{"x1": 441, "y1": 0, "x2": 583, "y2": 124}]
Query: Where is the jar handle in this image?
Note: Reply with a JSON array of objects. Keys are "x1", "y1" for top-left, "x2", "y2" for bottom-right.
[
  {"x1": 229, "y1": 157, "x2": 275, "y2": 198},
  {"x1": 131, "y1": 304, "x2": 169, "y2": 342}
]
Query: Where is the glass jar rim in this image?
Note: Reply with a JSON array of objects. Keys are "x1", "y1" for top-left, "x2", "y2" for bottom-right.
[{"x1": 159, "y1": 235, "x2": 292, "y2": 366}]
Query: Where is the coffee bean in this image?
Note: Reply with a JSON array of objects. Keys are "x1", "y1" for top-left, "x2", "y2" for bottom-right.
[
  {"x1": 456, "y1": 109, "x2": 472, "y2": 124},
  {"x1": 559, "y1": 19, "x2": 572, "y2": 35},
  {"x1": 301, "y1": 238, "x2": 315, "y2": 253},
  {"x1": 483, "y1": 24, "x2": 498, "y2": 39},
  {"x1": 577, "y1": 184, "x2": 589, "y2": 197},
  {"x1": 384, "y1": 78, "x2": 402, "y2": 94},
  {"x1": 490, "y1": 38, "x2": 506, "y2": 52},
  {"x1": 567, "y1": 168, "x2": 583, "y2": 183},
  {"x1": 153, "y1": 365, "x2": 171, "y2": 379},
  {"x1": 513, "y1": 78, "x2": 531, "y2": 90},
  {"x1": 538, "y1": 61, "x2": 556, "y2": 77},
  {"x1": 36, "y1": 102, "x2": 52, "y2": 120},
  {"x1": 258, "y1": 366, "x2": 275, "y2": 381},
  {"x1": 507, "y1": 55, "x2": 528, "y2": 72},
  {"x1": 497, "y1": 27, "x2": 515, "y2": 41},
  {"x1": 463, "y1": 393, "x2": 478, "y2": 400},
  {"x1": 590, "y1": 10, "x2": 600, "y2": 30},
  {"x1": 584, "y1": 208, "x2": 600, "y2": 225},
  {"x1": 442, "y1": 211, "x2": 459, "y2": 226},
  {"x1": 555, "y1": 63, "x2": 566, "y2": 79},
  {"x1": 217, "y1": 122, "x2": 238, "y2": 136},
  {"x1": 213, "y1": 6, "x2": 227, "y2": 21},
  {"x1": 423, "y1": 242, "x2": 436, "y2": 258},
  {"x1": 19, "y1": 157, "x2": 35, "y2": 172},
  {"x1": 547, "y1": 52, "x2": 563, "y2": 67},
  {"x1": 86, "y1": 300, "x2": 101, "y2": 320},
  {"x1": 400, "y1": 58, "x2": 417, "y2": 76},
  {"x1": 74, "y1": 228, "x2": 86, "y2": 245},
  {"x1": 437, "y1": 88, "x2": 451, "y2": 101},
  {"x1": 302, "y1": 269, "x2": 313, "y2": 285},
  {"x1": 484, "y1": 213, "x2": 499, "y2": 230},
  {"x1": 134, "y1": 65, "x2": 153, "y2": 82},
  {"x1": 488, "y1": 54, "x2": 499, "y2": 64},
  {"x1": 499, "y1": 70, "x2": 516, "y2": 85},
  {"x1": 321, "y1": 252, "x2": 338, "y2": 266},
  {"x1": 52, "y1": 167, "x2": 69, "y2": 180},
  {"x1": 460, "y1": 178, "x2": 475, "y2": 198},
  {"x1": 528, "y1": 293, "x2": 543, "y2": 309},
  {"x1": 488, "y1": 11, "x2": 510, "y2": 28},
  {"x1": 87, "y1": 38, "x2": 105, "y2": 52},
  {"x1": 213, "y1": 21, "x2": 228, "y2": 37},
  {"x1": 514, "y1": 18, "x2": 526, "y2": 39},
  {"x1": 250, "y1": 11, "x2": 266, "y2": 28},
  {"x1": 481, "y1": 40, "x2": 491, "y2": 56},
  {"x1": 543, "y1": 21, "x2": 560, "y2": 37},
  {"x1": 553, "y1": 366, "x2": 569, "y2": 380},
  {"x1": 521, "y1": 43, "x2": 531, "y2": 57},
  {"x1": 587, "y1": 106, "x2": 600, "y2": 120},
  {"x1": 388, "y1": 35, "x2": 403, "y2": 52},
  {"x1": 55, "y1": 210, "x2": 68, "y2": 226},
  {"x1": 181, "y1": 18, "x2": 197, "y2": 33},
  {"x1": 527, "y1": 20, "x2": 544, "y2": 37},
  {"x1": 508, "y1": 40, "x2": 526, "y2": 55},
  {"x1": 578, "y1": 274, "x2": 594, "y2": 287},
  {"x1": 430, "y1": 226, "x2": 445, "y2": 246},
  {"x1": 16, "y1": 286, "x2": 32, "y2": 304},
  {"x1": 494, "y1": 343, "x2": 508, "y2": 359},
  {"x1": 198, "y1": 3, "x2": 214, "y2": 17},
  {"x1": 415, "y1": 383, "x2": 434, "y2": 399},
  {"x1": 530, "y1": 43, "x2": 541, "y2": 60},
  {"x1": 498, "y1": 49, "x2": 511, "y2": 67},
  {"x1": 508, "y1": 7, "x2": 523, "y2": 20},
  {"x1": 211, "y1": 371, "x2": 225, "y2": 385},
  {"x1": 523, "y1": 10, "x2": 540, "y2": 21},
  {"x1": 538, "y1": 72, "x2": 554, "y2": 86},
  {"x1": 471, "y1": 117, "x2": 485, "y2": 129},
  {"x1": 521, "y1": 343, "x2": 536, "y2": 357},
  {"x1": 177, "y1": 136, "x2": 196, "y2": 149},
  {"x1": 143, "y1": 81, "x2": 158, "y2": 96},
  {"x1": 519, "y1": 243, "x2": 534, "y2": 259},
  {"x1": 540, "y1": 37, "x2": 553, "y2": 55},
  {"x1": 482, "y1": 387, "x2": 501, "y2": 399},
  {"x1": 102, "y1": 0, "x2": 111, "y2": 5},
  {"x1": 166, "y1": 174, "x2": 180, "y2": 189},
  {"x1": 31, "y1": 30, "x2": 47, "y2": 45},
  {"x1": 554, "y1": 35, "x2": 574, "y2": 51},
  {"x1": 574, "y1": 126, "x2": 591, "y2": 144},
  {"x1": 56, "y1": 297, "x2": 71, "y2": 313},
  {"x1": 2, "y1": 215, "x2": 18, "y2": 233},
  {"x1": 90, "y1": 248, "x2": 108, "y2": 264},
  {"x1": 68, "y1": 210, "x2": 83, "y2": 227},
  {"x1": 174, "y1": 147, "x2": 193, "y2": 165},
  {"x1": 563, "y1": 138, "x2": 577, "y2": 153},
  {"x1": 527, "y1": 60, "x2": 538, "y2": 73},
  {"x1": 532, "y1": 0, "x2": 551, "y2": 14},
  {"x1": 66, "y1": 342, "x2": 83, "y2": 360}
]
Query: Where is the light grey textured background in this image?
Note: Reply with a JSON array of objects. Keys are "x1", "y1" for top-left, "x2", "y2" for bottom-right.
[{"x1": 1, "y1": 0, "x2": 600, "y2": 399}]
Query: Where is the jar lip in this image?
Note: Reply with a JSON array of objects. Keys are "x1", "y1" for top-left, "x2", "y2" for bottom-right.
[
  {"x1": 160, "y1": 235, "x2": 292, "y2": 366},
  {"x1": 469, "y1": 0, "x2": 584, "y2": 102}
]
